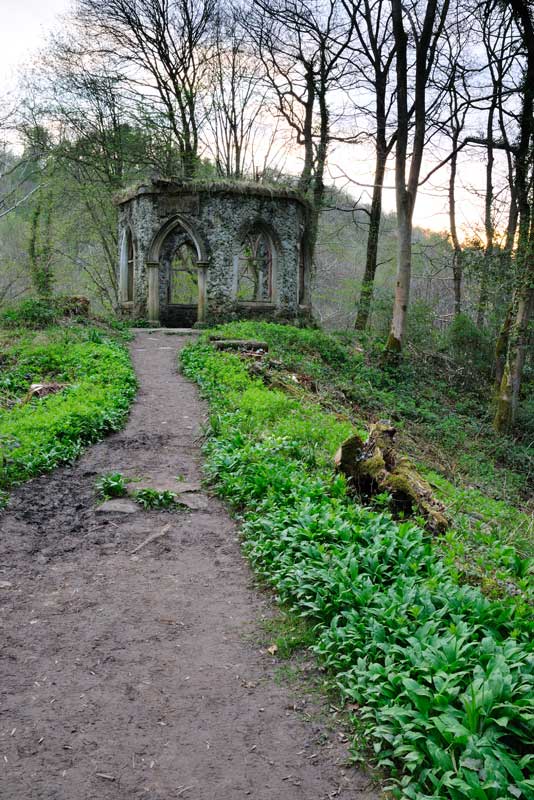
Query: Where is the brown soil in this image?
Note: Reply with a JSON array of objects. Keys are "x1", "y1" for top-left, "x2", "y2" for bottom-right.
[{"x1": 0, "y1": 331, "x2": 377, "y2": 800}]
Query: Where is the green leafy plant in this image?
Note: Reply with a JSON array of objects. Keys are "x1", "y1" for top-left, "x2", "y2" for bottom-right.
[
  {"x1": 133, "y1": 488, "x2": 179, "y2": 510},
  {"x1": 0, "y1": 325, "x2": 136, "y2": 491},
  {"x1": 180, "y1": 332, "x2": 534, "y2": 800},
  {"x1": 205, "y1": 321, "x2": 533, "y2": 583},
  {"x1": 96, "y1": 471, "x2": 128, "y2": 499}
]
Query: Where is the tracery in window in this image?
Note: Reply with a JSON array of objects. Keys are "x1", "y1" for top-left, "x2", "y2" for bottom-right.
[{"x1": 237, "y1": 231, "x2": 273, "y2": 302}]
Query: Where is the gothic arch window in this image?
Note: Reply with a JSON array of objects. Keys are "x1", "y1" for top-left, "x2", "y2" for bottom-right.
[
  {"x1": 120, "y1": 227, "x2": 135, "y2": 303},
  {"x1": 168, "y1": 241, "x2": 198, "y2": 305},
  {"x1": 237, "y1": 230, "x2": 274, "y2": 302}
]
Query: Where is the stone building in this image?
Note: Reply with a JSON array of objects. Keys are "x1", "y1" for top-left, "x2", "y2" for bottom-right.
[{"x1": 115, "y1": 178, "x2": 311, "y2": 327}]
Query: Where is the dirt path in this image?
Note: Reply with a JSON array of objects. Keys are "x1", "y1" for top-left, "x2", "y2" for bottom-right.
[{"x1": 0, "y1": 331, "x2": 376, "y2": 800}]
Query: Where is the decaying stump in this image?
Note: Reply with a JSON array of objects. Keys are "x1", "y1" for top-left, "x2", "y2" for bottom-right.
[{"x1": 334, "y1": 421, "x2": 448, "y2": 533}]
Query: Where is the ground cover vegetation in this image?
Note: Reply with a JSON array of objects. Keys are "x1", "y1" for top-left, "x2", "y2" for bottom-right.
[
  {"x1": 180, "y1": 326, "x2": 533, "y2": 800},
  {"x1": 205, "y1": 322, "x2": 533, "y2": 587},
  {"x1": 0, "y1": 299, "x2": 136, "y2": 502}
]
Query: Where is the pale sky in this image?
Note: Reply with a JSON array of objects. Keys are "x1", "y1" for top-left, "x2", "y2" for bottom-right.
[
  {"x1": 0, "y1": 0, "x2": 491, "y2": 236},
  {"x1": 0, "y1": 0, "x2": 71, "y2": 89}
]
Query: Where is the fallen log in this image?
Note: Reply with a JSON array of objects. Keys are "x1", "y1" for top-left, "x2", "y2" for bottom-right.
[
  {"x1": 210, "y1": 338, "x2": 269, "y2": 352},
  {"x1": 334, "y1": 421, "x2": 448, "y2": 533}
]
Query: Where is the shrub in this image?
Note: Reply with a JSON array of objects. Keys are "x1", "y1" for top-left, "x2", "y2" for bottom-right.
[
  {"x1": 406, "y1": 299, "x2": 439, "y2": 349},
  {"x1": 0, "y1": 299, "x2": 60, "y2": 329},
  {"x1": 445, "y1": 313, "x2": 493, "y2": 375},
  {"x1": 0, "y1": 296, "x2": 90, "y2": 330}
]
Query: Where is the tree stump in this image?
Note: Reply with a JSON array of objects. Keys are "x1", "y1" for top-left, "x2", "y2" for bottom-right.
[{"x1": 334, "y1": 421, "x2": 448, "y2": 533}]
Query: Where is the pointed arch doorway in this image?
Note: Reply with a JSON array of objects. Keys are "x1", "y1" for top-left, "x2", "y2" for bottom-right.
[{"x1": 146, "y1": 215, "x2": 209, "y2": 327}]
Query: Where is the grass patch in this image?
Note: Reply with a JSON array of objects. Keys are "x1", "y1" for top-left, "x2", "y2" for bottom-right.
[
  {"x1": 423, "y1": 470, "x2": 534, "y2": 601},
  {"x1": 0, "y1": 321, "x2": 136, "y2": 496},
  {"x1": 261, "y1": 612, "x2": 317, "y2": 659},
  {"x1": 181, "y1": 335, "x2": 534, "y2": 800}
]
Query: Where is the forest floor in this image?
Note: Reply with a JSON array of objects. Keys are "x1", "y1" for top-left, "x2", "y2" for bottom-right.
[
  {"x1": 0, "y1": 330, "x2": 377, "y2": 800},
  {"x1": 204, "y1": 322, "x2": 533, "y2": 602}
]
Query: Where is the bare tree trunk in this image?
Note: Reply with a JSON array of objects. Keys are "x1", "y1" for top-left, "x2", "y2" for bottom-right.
[
  {"x1": 355, "y1": 146, "x2": 387, "y2": 330},
  {"x1": 494, "y1": 0, "x2": 534, "y2": 430},
  {"x1": 451, "y1": 252, "x2": 462, "y2": 317},
  {"x1": 494, "y1": 302, "x2": 513, "y2": 388},
  {"x1": 385, "y1": 0, "x2": 448, "y2": 355},
  {"x1": 355, "y1": 69, "x2": 389, "y2": 331},
  {"x1": 477, "y1": 101, "x2": 496, "y2": 327},
  {"x1": 386, "y1": 0, "x2": 410, "y2": 352},
  {"x1": 297, "y1": 76, "x2": 316, "y2": 196},
  {"x1": 449, "y1": 128, "x2": 463, "y2": 316},
  {"x1": 493, "y1": 197, "x2": 519, "y2": 387},
  {"x1": 387, "y1": 197, "x2": 413, "y2": 351},
  {"x1": 341, "y1": 0, "x2": 396, "y2": 332},
  {"x1": 494, "y1": 284, "x2": 534, "y2": 429},
  {"x1": 301, "y1": 78, "x2": 329, "y2": 280},
  {"x1": 492, "y1": 13, "x2": 519, "y2": 388}
]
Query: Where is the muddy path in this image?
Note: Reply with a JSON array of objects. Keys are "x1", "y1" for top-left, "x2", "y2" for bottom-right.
[{"x1": 0, "y1": 331, "x2": 376, "y2": 800}]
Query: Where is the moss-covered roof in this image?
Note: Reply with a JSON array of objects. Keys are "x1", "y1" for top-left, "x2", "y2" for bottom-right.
[{"x1": 114, "y1": 177, "x2": 309, "y2": 207}]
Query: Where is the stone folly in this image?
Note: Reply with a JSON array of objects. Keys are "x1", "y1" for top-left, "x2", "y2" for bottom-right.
[{"x1": 115, "y1": 179, "x2": 312, "y2": 327}]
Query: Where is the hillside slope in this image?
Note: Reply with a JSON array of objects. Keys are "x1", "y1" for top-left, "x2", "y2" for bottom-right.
[{"x1": 181, "y1": 324, "x2": 533, "y2": 800}]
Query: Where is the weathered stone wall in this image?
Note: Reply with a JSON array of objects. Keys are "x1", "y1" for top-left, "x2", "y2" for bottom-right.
[
  {"x1": 199, "y1": 193, "x2": 303, "y2": 316},
  {"x1": 116, "y1": 180, "x2": 310, "y2": 325},
  {"x1": 118, "y1": 194, "x2": 160, "y2": 318}
]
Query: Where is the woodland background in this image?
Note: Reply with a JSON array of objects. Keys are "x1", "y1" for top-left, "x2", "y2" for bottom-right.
[{"x1": 0, "y1": 0, "x2": 533, "y2": 431}]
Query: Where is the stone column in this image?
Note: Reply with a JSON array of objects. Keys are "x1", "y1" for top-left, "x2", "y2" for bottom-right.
[
  {"x1": 146, "y1": 261, "x2": 160, "y2": 325},
  {"x1": 197, "y1": 261, "x2": 209, "y2": 323}
]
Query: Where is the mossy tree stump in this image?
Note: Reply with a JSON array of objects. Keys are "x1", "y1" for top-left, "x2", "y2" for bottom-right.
[{"x1": 334, "y1": 421, "x2": 448, "y2": 533}]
